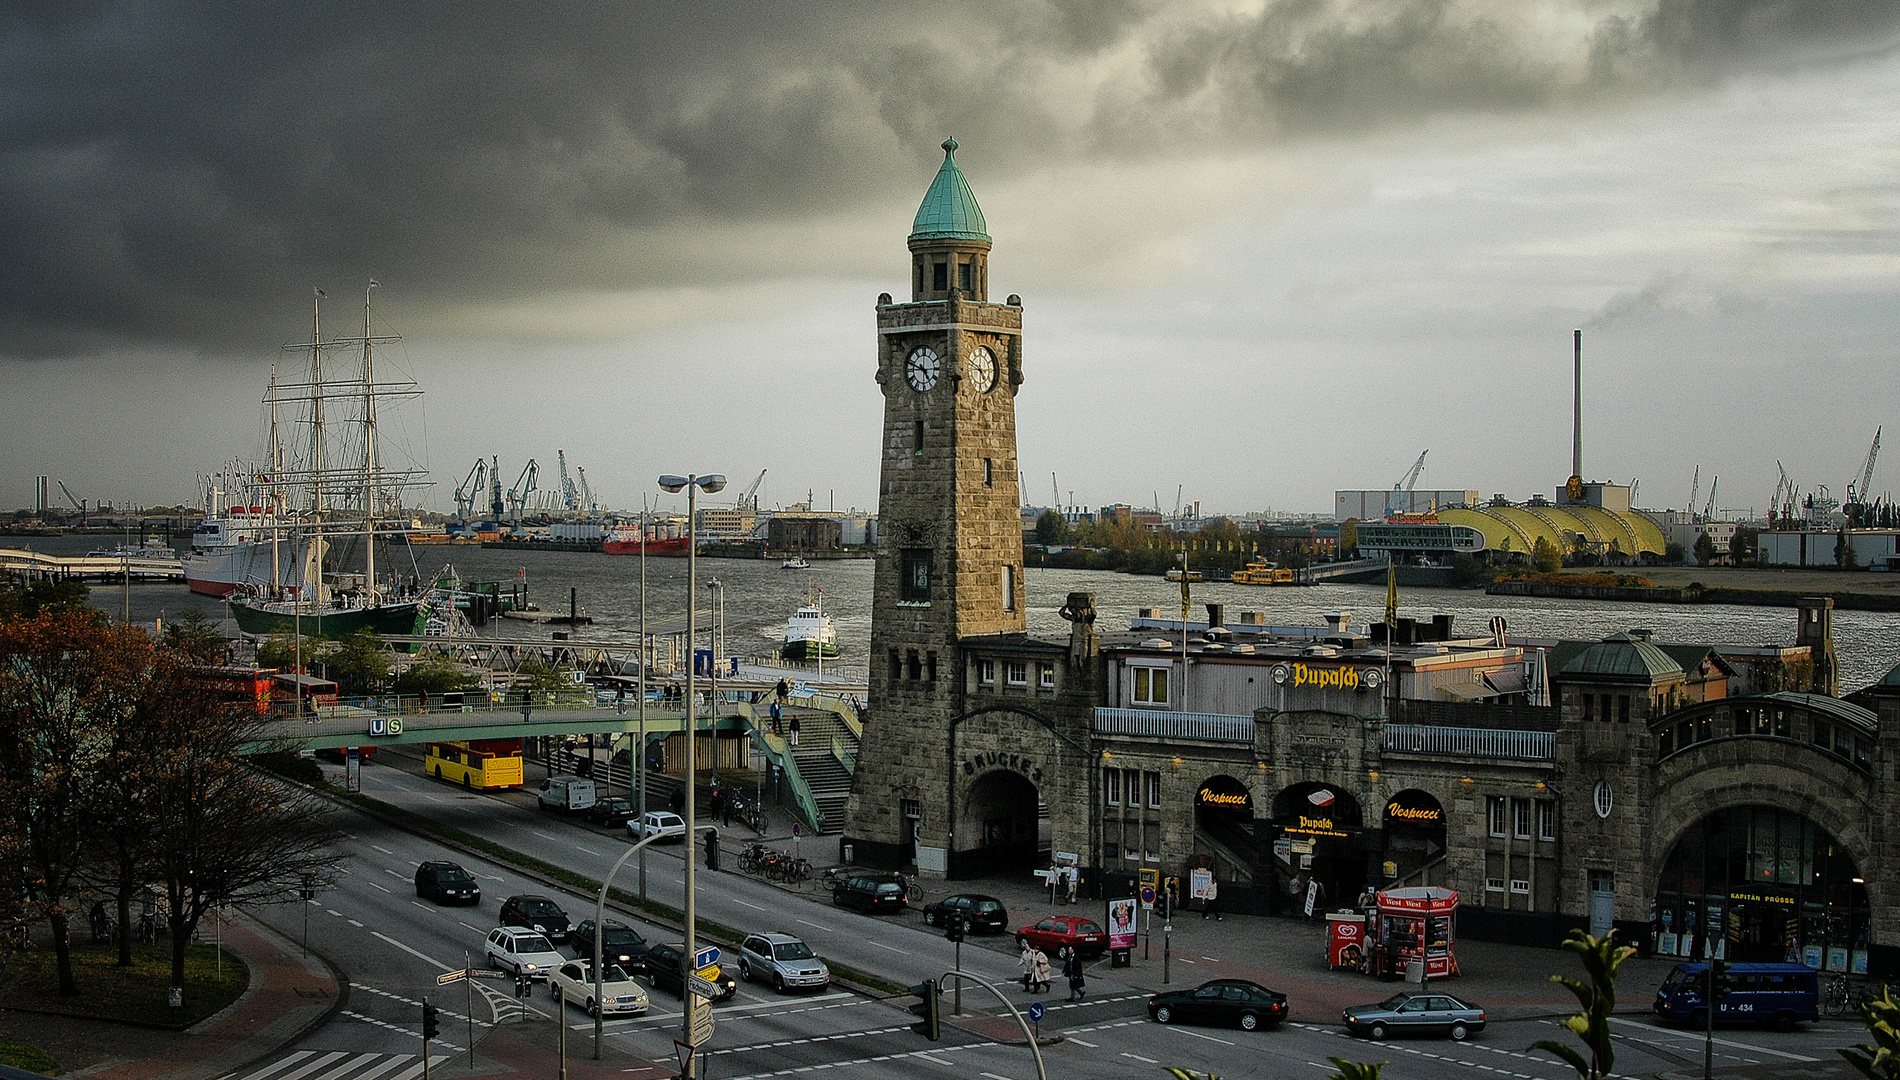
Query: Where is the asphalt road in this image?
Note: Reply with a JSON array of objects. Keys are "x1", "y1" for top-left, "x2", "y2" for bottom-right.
[{"x1": 242, "y1": 757, "x2": 1870, "y2": 1080}]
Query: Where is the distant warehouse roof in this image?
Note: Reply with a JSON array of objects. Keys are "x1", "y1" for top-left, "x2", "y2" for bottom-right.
[{"x1": 1356, "y1": 503, "x2": 1667, "y2": 558}]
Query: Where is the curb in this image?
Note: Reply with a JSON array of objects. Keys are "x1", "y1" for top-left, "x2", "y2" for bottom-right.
[{"x1": 159, "y1": 914, "x2": 352, "y2": 1080}]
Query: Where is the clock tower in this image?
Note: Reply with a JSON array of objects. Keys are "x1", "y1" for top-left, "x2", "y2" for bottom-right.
[{"x1": 845, "y1": 141, "x2": 1096, "y2": 880}]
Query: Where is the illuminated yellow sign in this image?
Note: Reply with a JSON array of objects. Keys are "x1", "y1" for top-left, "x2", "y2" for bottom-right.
[
  {"x1": 1198, "y1": 788, "x2": 1250, "y2": 808},
  {"x1": 1292, "y1": 663, "x2": 1363, "y2": 690},
  {"x1": 1287, "y1": 814, "x2": 1349, "y2": 838}
]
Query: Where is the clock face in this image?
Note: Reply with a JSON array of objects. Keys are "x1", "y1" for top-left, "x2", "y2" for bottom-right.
[
  {"x1": 906, "y1": 347, "x2": 941, "y2": 392},
  {"x1": 966, "y1": 346, "x2": 997, "y2": 392}
]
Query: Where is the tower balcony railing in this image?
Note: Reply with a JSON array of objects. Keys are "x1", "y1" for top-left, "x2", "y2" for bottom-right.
[
  {"x1": 1093, "y1": 707, "x2": 1255, "y2": 743},
  {"x1": 1383, "y1": 723, "x2": 1554, "y2": 761}
]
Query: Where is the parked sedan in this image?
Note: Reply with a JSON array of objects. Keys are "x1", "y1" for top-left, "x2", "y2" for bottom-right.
[
  {"x1": 586, "y1": 797, "x2": 638, "y2": 828},
  {"x1": 547, "y1": 959, "x2": 650, "y2": 1017},
  {"x1": 1016, "y1": 915, "x2": 1108, "y2": 959},
  {"x1": 737, "y1": 933, "x2": 831, "y2": 992},
  {"x1": 1148, "y1": 979, "x2": 1288, "y2": 1031},
  {"x1": 1343, "y1": 992, "x2": 1486, "y2": 1041},
  {"x1": 643, "y1": 942, "x2": 738, "y2": 1001},
  {"x1": 572, "y1": 918, "x2": 650, "y2": 974},
  {"x1": 628, "y1": 811, "x2": 688, "y2": 843},
  {"x1": 922, "y1": 894, "x2": 1009, "y2": 934}
]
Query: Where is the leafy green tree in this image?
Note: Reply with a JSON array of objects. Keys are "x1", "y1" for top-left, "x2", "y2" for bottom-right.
[
  {"x1": 255, "y1": 633, "x2": 301, "y2": 671},
  {"x1": 1837, "y1": 528, "x2": 1860, "y2": 569},
  {"x1": 1693, "y1": 531, "x2": 1717, "y2": 566},
  {"x1": 161, "y1": 608, "x2": 227, "y2": 665},
  {"x1": 1664, "y1": 540, "x2": 1685, "y2": 564},
  {"x1": 322, "y1": 630, "x2": 391, "y2": 695},
  {"x1": 1730, "y1": 527, "x2": 1758, "y2": 564},
  {"x1": 1532, "y1": 536, "x2": 1562, "y2": 573},
  {"x1": 1841, "y1": 986, "x2": 1900, "y2": 1079},
  {"x1": 392, "y1": 657, "x2": 484, "y2": 698},
  {"x1": 1339, "y1": 519, "x2": 1359, "y2": 557},
  {"x1": 0, "y1": 579, "x2": 92, "y2": 621},
  {"x1": 1034, "y1": 509, "x2": 1072, "y2": 546},
  {"x1": 1532, "y1": 929, "x2": 1636, "y2": 1080},
  {"x1": 1326, "y1": 1061, "x2": 1385, "y2": 1080}
]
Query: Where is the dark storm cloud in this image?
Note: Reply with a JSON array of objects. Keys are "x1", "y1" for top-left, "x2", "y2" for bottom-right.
[{"x1": 2, "y1": 0, "x2": 1895, "y2": 357}]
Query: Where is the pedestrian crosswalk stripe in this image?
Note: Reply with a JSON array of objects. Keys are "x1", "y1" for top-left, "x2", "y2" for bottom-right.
[{"x1": 233, "y1": 1052, "x2": 450, "y2": 1080}]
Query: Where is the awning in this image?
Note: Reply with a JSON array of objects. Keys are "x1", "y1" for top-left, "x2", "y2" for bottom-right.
[{"x1": 1483, "y1": 667, "x2": 1528, "y2": 696}]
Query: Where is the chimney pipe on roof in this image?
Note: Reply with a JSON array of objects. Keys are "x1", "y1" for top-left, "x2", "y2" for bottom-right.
[{"x1": 1573, "y1": 329, "x2": 1583, "y2": 482}]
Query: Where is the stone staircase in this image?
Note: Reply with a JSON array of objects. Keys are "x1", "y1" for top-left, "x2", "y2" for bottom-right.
[{"x1": 788, "y1": 708, "x2": 857, "y2": 833}]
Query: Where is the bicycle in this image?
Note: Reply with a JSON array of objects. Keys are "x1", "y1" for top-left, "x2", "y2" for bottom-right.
[
  {"x1": 898, "y1": 873, "x2": 923, "y2": 903},
  {"x1": 1825, "y1": 973, "x2": 1852, "y2": 1017}
]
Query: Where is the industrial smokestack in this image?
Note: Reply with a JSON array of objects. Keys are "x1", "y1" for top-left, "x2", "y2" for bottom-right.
[{"x1": 1572, "y1": 329, "x2": 1583, "y2": 482}]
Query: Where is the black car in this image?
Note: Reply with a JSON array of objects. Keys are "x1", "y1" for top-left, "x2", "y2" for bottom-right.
[
  {"x1": 643, "y1": 942, "x2": 737, "y2": 1001},
  {"x1": 832, "y1": 873, "x2": 908, "y2": 914},
  {"x1": 1148, "y1": 979, "x2": 1289, "y2": 1031},
  {"x1": 499, "y1": 894, "x2": 572, "y2": 944},
  {"x1": 573, "y1": 918, "x2": 651, "y2": 973},
  {"x1": 414, "y1": 861, "x2": 481, "y2": 905},
  {"x1": 921, "y1": 894, "x2": 1008, "y2": 934},
  {"x1": 585, "y1": 797, "x2": 638, "y2": 828}
]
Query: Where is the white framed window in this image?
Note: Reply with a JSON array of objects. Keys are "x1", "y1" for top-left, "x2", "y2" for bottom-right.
[
  {"x1": 1104, "y1": 770, "x2": 1121, "y2": 806},
  {"x1": 1512, "y1": 798, "x2": 1533, "y2": 840},
  {"x1": 1146, "y1": 771, "x2": 1161, "y2": 808},
  {"x1": 1510, "y1": 878, "x2": 1531, "y2": 895},
  {"x1": 1536, "y1": 799, "x2": 1557, "y2": 841},
  {"x1": 1487, "y1": 797, "x2": 1507, "y2": 838},
  {"x1": 1132, "y1": 666, "x2": 1170, "y2": 706},
  {"x1": 1003, "y1": 565, "x2": 1016, "y2": 612},
  {"x1": 976, "y1": 658, "x2": 995, "y2": 685},
  {"x1": 1037, "y1": 662, "x2": 1055, "y2": 689},
  {"x1": 1485, "y1": 877, "x2": 1506, "y2": 892},
  {"x1": 1005, "y1": 660, "x2": 1028, "y2": 686}
]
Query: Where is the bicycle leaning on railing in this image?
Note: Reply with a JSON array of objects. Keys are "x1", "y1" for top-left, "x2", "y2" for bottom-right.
[{"x1": 738, "y1": 844, "x2": 812, "y2": 884}]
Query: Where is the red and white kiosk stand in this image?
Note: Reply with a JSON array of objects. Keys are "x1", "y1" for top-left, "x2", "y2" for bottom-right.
[{"x1": 1362, "y1": 886, "x2": 1459, "y2": 980}]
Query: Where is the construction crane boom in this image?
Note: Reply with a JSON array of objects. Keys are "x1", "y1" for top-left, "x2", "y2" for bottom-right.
[
  {"x1": 1849, "y1": 427, "x2": 1882, "y2": 506},
  {"x1": 1703, "y1": 476, "x2": 1718, "y2": 520},
  {"x1": 1688, "y1": 465, "x2": 1699, "y2": 518},
  {"x1": 1052, "y1": 473, "x2": 1062, "y2": 513},
  {"x1": 505, "y1": 460, "x2": 538, "y2": 526},
  {"x1": 1387, "y1": 451, "x2": 1428, "y2": 515},
  {"x1": 737, "y1": 469, "x2": 767, "y2": 511},
  {"x1": 557, "y1": 449, "x2": 579, "y2": 513},
  {"x1": 452, "y1": 458, "x2": 487, "y2": 520},
  {"x1": 489, "y1": 456, "x2": 504, "y2": 521}
]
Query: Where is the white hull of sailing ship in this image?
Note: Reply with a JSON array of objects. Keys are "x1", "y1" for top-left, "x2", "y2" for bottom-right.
[{"x1": 182, "y1": 508, "x2": 299, "y2": 596}]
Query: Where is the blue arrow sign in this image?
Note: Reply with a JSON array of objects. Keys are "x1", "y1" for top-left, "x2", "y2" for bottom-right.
[
  {"x1": 1028, "y1": 1001, "x2": 1045, "y2": 1023},
  {"x1": 694, "y1": 945, "x2": 720, "y2": 969}
]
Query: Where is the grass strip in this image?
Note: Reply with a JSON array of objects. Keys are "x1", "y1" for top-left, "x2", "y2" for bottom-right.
[
  {"x1": 0, "y1": 1040, "x2": 60, "y2": 1074},
  {"x1": 0, "y1": 942, "x2": 249, "y2": 1029},
  {"x1": 329, "y1": 789, "x2": 905, "y2": 997}
]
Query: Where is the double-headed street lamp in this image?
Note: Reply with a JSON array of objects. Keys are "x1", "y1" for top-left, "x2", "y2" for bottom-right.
[{"x1": 657, "y1": 472, "x2": 723, "y2": 1077}]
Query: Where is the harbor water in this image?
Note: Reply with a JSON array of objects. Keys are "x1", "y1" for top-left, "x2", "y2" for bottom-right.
[{"x1": 19, "y1": 535, "x2": 1900, "y2": 691}]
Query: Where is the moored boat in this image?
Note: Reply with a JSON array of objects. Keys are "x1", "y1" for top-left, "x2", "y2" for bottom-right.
[{"x1": 782, "y1": 600, "x2": 838, "y2": 659}]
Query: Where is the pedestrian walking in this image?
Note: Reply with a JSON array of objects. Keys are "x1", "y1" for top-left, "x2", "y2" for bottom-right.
[
  {"x1": 1202, "y1": 877, "x2": 1221, "y2": 921},
  {"x1": 616, "y1": 686, "x2": 627, "y2": 715},
  {"x1": 788, "y1": 714, "x2": 800, "y2": 747},
  {"x1": 770, "y1": 699, "x2": 782, "y2": 734},
  {"x1": 520, "y1": 688, "x2": 534, "y2": 723},
  {"x1": 1032, "y1": 947, "x2": 1052, "y2": 994},
  {"x1": 1065, "y1": 864, "x2": 1079, "y2": 905},
  {"x1": 775, "y1": 677, "x2": 789, "y2": 705},
  {"x1": 1063, "y1": 947, "x2": 1086, "y2": 1001},
  {"x1": 1019, "y1": 941, "x2": 1036, "y2": 992}
]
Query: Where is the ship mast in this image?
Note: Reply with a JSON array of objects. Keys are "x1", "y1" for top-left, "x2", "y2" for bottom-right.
[
  {"x1": 362, "y1": 280, "x2": 378, "y2": 596},
  {"x1": 307, "y1": 289, "x2": 326, "y2": 602},
  {"x1": 268, "y1": 364, "x2": 282, "y2": 597}
]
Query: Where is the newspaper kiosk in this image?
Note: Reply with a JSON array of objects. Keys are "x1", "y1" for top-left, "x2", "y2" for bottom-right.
[{"x1": 1365, "y1": 886, "x2": 1459, "y2": 980}]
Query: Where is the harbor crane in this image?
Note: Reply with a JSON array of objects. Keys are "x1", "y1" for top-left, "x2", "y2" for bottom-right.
[
  {"x1": 56, "y1": 480, "x2": 87, "y2": 523},
  {"x1": 1847, "y1": 427, "x2": 1882, "y2": 523},
  {"x1": 1386, "y1": 450, "x2": 1428, "y2": 516},
  {"x1": 452, "y1": 458, "x2": 488, "y2": 521},
  {"x1": 1703, "y1": 476, "x2": 1719, "y2": 521},
  {"x1": 557, "y1": 449, "x2": 581, "y2": 513},
  {"x1": 505, "y1": 459, "x2": 538, "y2": 527},
  {"x1": 1688, "y1": 466, "x2": 1699, "y2": 518},
  {"x1": 489, "y1": 456, "x2": 504, "y2": 521},
  {"x1": 736, "y1": 469, "x2": 767, "y2": 511},
  {"x1": 575, "y1": 466, "x2": 594, "y2": 514}
]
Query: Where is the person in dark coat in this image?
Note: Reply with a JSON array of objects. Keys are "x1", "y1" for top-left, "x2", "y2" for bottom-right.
[{"x1": 1063, "y1": 947, "x2": 1086, "y2": 1001}]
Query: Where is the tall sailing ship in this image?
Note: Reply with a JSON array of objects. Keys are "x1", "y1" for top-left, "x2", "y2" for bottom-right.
[{"x1": 222, "y1": 284, "x2": 432, "y2": 638}]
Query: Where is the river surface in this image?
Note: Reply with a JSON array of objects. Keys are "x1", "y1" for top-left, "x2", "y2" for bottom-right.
[{"x1": 21, "y1": 535, "x2": 1900, "y2": 691}]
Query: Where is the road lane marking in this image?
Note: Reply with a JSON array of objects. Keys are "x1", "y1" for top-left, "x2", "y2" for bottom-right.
[
  {"x1": 794, "y1": 918, "x2": 829, "y2": 930},
  {"x1": 238, "y1": 1050, "x2": 315, "y2": 1080},
  {"x1": 371, "y1": 845, "x2": 395, "y2": 855},
  {"x1": 533, "y1": 831, "x2": 563, "y2": 842},
  {"x1": 918, "y1": 1055, "x2": 955, "y2": 1066},
  {"x1": 1165, "y1": 1027, "x2": 1235, "y2": 1045},
  {"x1": 576, "y1": 845, "x2": 603, "y2": 856},
  {"x1": 365, "y1": 880, "x2": 390, "y2": 893},
  {"x1": 348, "y1": 920, "x2": 363, "y2": 927},
  {"x1": 729, "y1": 898, "x2": 767, "y2": 911},
  {"x1": 870, "y1": 941, "x2": 904, "y2": 952},
  {"x1": 342, "y1": 1054, "x2": 413, "y2": 1080},
  {"x1": 1609, "y1": 1022, "x2": 1818, "y2": 1062},
  {"x1": 371, "y1": 931, "x2": 454, "y2": 971},
  {"x1": 1067, "y1": 1037, "x2": 1098, "y2": 1047},
  {"x1": 270, "y1": 1050, "x2": 351, "y2": 1080},
  {"x1": 458, "y1": 921, "x2": 483, "y2": 933},
  {"x1": 1121, "y1": 1052, "x2": 1159, "y2": 1064},
  {"x1": 382, "y1": 869, "x2": 406, "y2": 880}
]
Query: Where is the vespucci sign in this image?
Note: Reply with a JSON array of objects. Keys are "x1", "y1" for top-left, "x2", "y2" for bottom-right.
[{"x1": 1198, "y1": 788, "x2": 1251, "y2": 808}]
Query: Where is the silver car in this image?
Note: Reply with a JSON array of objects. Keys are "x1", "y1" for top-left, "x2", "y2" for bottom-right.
[
  {"x1": 737, "y1": 932, "x2": 831, "y2": 992},
  {"x1": 1343, "y1": 992, "x2": 1486, "y2": 1041}
]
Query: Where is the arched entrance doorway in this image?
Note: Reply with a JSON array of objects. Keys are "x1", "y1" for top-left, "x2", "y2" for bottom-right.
[
  {"x1": 1654, "y1": 806, "x2": 1871, "y2": 969},
  {"x1": 1193, "y1": 775, "x2": 1256, "y2": 899},
  {"x1": 1271, "y1": 781, "x2": 1366, "y2": 915},
  {"x1": 1381, "y1": 789, "x2": 1446, "y2": 887},
  {"x1": 960, "y1": 769, "x2": 1041, "y2": 877}
]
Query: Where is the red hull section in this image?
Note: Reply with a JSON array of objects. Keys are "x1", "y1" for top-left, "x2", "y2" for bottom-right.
[
  {"x1": 603, "y1": 536, "x2": 691, "y2": 556},
  {"x1": 185, "y1": 577, "x2": 241, "y2": 597}
]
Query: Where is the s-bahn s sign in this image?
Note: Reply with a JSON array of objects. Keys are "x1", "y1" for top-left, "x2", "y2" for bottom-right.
[{"x1": 368, "y1": 718, "x2": 404, "y2": 737}]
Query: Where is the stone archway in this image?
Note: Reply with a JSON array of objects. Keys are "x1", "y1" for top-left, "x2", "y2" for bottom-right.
[
  {"x1": 1381, "y1": 789, "x2": 1447, "y2": 887},
  {"x1": 1271, "y1": 781, "x2": 1366, "y2": 915},
  {"x1": 959, "y1": 768, "x2": 1042, "y2": 877},
  {"x1": 1652, "y1": 806, "x2": 1870, "y2": 969}
]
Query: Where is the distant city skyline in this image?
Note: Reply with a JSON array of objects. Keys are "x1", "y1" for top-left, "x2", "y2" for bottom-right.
[{"x1": 5, "y1": 3, "x2": 1898, "y2": 520}]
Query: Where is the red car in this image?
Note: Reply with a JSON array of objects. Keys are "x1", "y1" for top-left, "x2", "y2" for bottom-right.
[{"x1": 1016, "y1": 915, "x2": 1109, "y2": 959}]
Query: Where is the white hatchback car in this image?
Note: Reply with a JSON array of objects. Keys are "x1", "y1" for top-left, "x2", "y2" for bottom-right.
[
  {"x1": 485, "y1": 925, "x2": 566, "y2": 981},
  {"x1": 548, "y1": 958, "x2": 650, "y2": 1017},
  {"x1": 628, "y1": 811, "x2": 688, "y2": 842}
]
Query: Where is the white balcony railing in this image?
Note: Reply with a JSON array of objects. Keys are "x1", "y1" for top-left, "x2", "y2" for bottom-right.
[
  {"x1": 1093, "y1": 707, "x2": 1255, "y2": 743},
  {"x1": 1383, "y1": 723, "x2": 1553, "y2": 761}
]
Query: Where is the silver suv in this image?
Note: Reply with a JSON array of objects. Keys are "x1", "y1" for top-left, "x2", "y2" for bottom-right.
[{"x1": 737, "y1": 932, "x2": 830, "y2": 992}]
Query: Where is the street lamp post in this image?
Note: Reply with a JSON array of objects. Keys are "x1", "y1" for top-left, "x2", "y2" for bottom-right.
[
  {"x1": 658, "y1": 472, "x2": 724, "y2": 1078},
  {"x1": 637, "y1": 498, "x2": 649, "y2": 900},
  {"x1": 708, "y1": 577, "x2": 724, "y2": 788}
]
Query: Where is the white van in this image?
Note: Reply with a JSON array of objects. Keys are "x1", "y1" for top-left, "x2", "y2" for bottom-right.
[{"x1": 537, "y1": 774, "x2": 597, "y2": 813}]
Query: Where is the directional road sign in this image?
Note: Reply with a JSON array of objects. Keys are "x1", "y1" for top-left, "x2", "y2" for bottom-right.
[
  {"x1": 465, "y1": 969, "x2": 516, "y2": 982},
  {"x1": 437, "y1": 970, "x2": 467, "y2": 985},
  {"x1": 1139, "y1": 885, "x2": 1157, "y2": 910},
  {"x1": 686, "y1": 995, "x2": 715, "y2": 1045},
  {"x1": 686, "y1": 972, "x2": 721, "y2": 1000},
  {"x1": 1027, "y1": 1001, "x2": 1045, "y2": 1023},
  {"x1": 694, "y1": 945, "x2": 720, "y2": 969}
]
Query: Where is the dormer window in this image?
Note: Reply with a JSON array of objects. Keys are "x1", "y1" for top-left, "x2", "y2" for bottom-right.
[
  {"x1": 958, "y1": 261, "x2": 972, "y2": 292},
  {"x1": 933, "y1": 262, "x2": 948, "y2": 291}
]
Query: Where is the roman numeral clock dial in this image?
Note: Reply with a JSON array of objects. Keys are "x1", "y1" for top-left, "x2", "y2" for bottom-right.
[{"x1": 906, "y1": 346, "x2": 940, "y2": 392}]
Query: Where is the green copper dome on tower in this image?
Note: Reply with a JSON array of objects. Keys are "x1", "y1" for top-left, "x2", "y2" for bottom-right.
[{"x1": 910, "y1": 138, "x2": 990, "y2": 243}]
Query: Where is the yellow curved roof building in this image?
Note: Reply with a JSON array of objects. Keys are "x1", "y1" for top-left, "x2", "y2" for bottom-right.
[{"x1": 1438, "y1": 503, "x2": 1667, "y2": 558}]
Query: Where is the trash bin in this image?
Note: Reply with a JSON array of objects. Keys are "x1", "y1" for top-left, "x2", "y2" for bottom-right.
[{"x1": 1111, "y1": 949, "x2": 1131, "y2": 969}]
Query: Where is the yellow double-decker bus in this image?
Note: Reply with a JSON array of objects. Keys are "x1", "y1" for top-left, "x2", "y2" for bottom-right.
[{"x1": 424, "y1": 739, "x2": 525, "y2": 790}]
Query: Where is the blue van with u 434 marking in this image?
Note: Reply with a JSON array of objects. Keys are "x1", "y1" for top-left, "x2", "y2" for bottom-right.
[{"x1": 1654, "y1": 962, "x2": 1819, "y2": 1031}]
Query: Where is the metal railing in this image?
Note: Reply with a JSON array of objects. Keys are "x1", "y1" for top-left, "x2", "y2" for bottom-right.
[
  {"x1": 1382, "y1": 723, "x2": 1553, "y2": 761},
  {"x1": 1092, "y1": 707, "x2": 1256, "y2": 743}
]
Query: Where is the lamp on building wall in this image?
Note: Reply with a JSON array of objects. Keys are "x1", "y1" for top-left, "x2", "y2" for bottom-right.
[{"x1": 1367, "y1": 770, "x2": 1380, "y2": 781}]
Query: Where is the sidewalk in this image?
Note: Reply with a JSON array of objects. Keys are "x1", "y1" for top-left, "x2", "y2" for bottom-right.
[{"x1": 13, "y1": 912, "x2": 346, "y2": 1080}]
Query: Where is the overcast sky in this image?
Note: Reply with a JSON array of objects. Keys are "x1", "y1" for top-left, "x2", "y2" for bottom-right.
[{"x1": 5, "y1": 1, "x2": 1898, "y2": 519}]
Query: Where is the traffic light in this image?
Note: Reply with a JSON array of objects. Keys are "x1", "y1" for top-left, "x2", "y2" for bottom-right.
[
  {"x1": 421, "y1": 999, "x2": 440, "y2": 1041},
  {"x1": 515, "y1": 972, "x2": 531, "y2": 999},
  {"x1": 1709, "y1": 958, "x2": 1730, "y2": 1001},
  {"x1": 907, "y1": 979, "x2": 941, "y2": 1041},
  {"x1": 944, "y1": 912, "x2": 965, "y2": 943}
]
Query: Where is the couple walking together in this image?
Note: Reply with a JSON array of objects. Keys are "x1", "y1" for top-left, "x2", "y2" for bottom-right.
[{"x1": 1018, "y1": 942, "x2": 1087, "y2": 1001}]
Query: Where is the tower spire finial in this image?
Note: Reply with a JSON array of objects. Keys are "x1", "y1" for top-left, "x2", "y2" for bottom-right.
[{"x1": 942, "y1": 137, "x2": 957, "y2": 153}]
